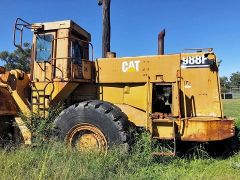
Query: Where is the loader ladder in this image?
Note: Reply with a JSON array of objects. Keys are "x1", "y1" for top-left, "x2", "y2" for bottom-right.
[
  {"x1": 31, "y1": 82, "x2": 53, "y2": 116},
  {"x1": 31, "y1": 89, "x2": 47, "y2": 116},
  {"x1": 152, "y1": 118, "x2": 177, "y2": 156}
]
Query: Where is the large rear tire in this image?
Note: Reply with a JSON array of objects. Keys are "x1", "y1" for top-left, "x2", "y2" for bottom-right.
[{"x1": 54, "y1": 100, "x2": 129, "y2": 153}]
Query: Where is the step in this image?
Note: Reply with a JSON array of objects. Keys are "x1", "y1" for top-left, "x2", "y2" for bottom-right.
[
  {"x1": 32, "y1": 103, "x2": 45, "y2": 105},
  {"x1": 38, "y1": 95, "x2": 46, "y2": 97},
  {"x1": 32, "y1": 89, "x2": 44, "y2": 92},
  {"x1": 32, "y1": 92, "x2": 45, "y2": 95},
  {"x1": 32, "y1": 106, "x2": 46, "y2": 110},
  {"x1": 152, "y1": 119, "x2": 174, "y2": 123}
]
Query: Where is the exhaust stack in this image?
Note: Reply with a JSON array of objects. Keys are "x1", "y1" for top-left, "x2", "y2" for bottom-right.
[{"x1": 158, "y1": 29, "x2": 165, "y2": 55}]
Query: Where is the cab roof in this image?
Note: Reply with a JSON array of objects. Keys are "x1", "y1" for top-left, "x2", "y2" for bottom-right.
[{"x1": 32, "y1": 20, "x2": 91, "y2": 41}]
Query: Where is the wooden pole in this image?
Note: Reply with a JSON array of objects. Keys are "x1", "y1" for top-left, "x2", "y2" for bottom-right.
[
  {"x1": 158, "y1": 29, "x2": 165, "y2": 55},
  {"x1": 98, "y1": 0, "x2": 111, "y2": 58}
]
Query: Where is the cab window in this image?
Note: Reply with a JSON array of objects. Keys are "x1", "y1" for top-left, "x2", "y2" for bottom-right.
[
  {"x1": 72, "y1": 40, "x2": 82, "y2": 64},
  {"x1": 36, "y1": 34, "x2": 53, "y2": 62}
]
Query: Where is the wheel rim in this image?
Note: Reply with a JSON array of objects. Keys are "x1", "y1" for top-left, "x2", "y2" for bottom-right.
[{"x1": 66, "y1": 123, "x2": 108, "y2": 153}]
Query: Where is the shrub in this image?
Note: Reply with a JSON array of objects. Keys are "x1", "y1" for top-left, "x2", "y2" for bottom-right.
[{"x1": 20, "y1": 103, "x2": 63, "y2": 145}]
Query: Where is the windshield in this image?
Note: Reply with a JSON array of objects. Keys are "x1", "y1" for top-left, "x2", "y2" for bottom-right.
[{"x1": 36, "y1": 34, "x2": 53, "y2": 62}]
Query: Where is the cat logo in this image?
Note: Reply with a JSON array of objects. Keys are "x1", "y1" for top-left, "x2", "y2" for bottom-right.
[{"x1": 122, "y1": 60, "x2": 140, "y2": 72}]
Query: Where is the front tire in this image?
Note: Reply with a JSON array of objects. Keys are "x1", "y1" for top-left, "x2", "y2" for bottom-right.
[{"x1": 54, "y1": 100, "x2": 129, "y2": 153}]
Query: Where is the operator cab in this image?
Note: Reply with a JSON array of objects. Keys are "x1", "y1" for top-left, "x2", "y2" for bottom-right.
[{"x1": 31, "y1": 20, "x2": 93, "y2": 82}]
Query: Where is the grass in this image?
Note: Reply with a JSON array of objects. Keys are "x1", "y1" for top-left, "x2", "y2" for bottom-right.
[
  {"x1": 223, "y1": 99, "x2": 240, "y2": 126},
  {"x1": 0, "y1": 99, "x2": 240, "y2": 180}
]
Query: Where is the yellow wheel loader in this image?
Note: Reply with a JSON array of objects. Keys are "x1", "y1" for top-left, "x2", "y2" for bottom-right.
[{"x1": 0, "y1": 18, "x2": 235, "y2": 155}]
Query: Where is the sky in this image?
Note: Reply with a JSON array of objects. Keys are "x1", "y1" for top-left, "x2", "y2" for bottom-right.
[{"x1": 0, "y1": 0, "x2": 240, "y2": 77}]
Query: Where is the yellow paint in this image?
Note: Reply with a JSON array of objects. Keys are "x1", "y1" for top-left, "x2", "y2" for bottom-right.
[
  {"x1": 115, "y1": 104, "x2": 146, "y2": 127},
  {"x1": 127, "y1": 67, "x2": 136, "y2": 72},
  {"x1": 67, "y1": 123, "x2": 107, "y2": 153},
  {"x1": 15, "y1": 117, "x2": 31, "y2": 144},
  {"x1": 0, "y1": 19, "x2": 234, "y2": 144},
  {"x1": 96, "y1": 52, "x2": 234, "y2": 141},
  {"x1": 11, "y1": 90, "x2": 31, "y2": 116}
]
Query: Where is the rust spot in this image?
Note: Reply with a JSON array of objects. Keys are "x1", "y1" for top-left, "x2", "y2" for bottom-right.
[
  {"x1": 180, "y1": 118, "x2": 235, "y2": 141},
  {"x1": 0, "y1": 87, "x2": 18, "y2": 115}
]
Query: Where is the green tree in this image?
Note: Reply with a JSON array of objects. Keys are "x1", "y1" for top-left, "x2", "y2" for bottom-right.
[
  {"x1": 0, "y1": 42, "x2": 31, "y2": 72},
  {"x1": 230, "y1": 71, "x2": 240, "y2": 87},
  {"x1": 220, "y1": 76, "x2": 230, "y2": 93}
]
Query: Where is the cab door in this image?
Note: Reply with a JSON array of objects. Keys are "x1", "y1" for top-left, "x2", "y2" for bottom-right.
[{"x1": 33, "y1": 32, "x2": 55, "y2": 82}]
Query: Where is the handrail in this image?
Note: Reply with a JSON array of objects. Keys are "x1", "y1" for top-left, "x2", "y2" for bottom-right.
[
  {"x1": 176, "y1": 70, "x2": 182, "y2": 130},
  {"x1": 182, "y1": 48, "x2": 213, "y2": 53},
  {"x1": 13, "y1": 18, "x2": 42, "y2": 49},
  {"x1": 50, "y1": 36, "x2": 94, "y2": 80},
  {"x1": 51, "y1": 36, "x2": 94, "y2": 61}
]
